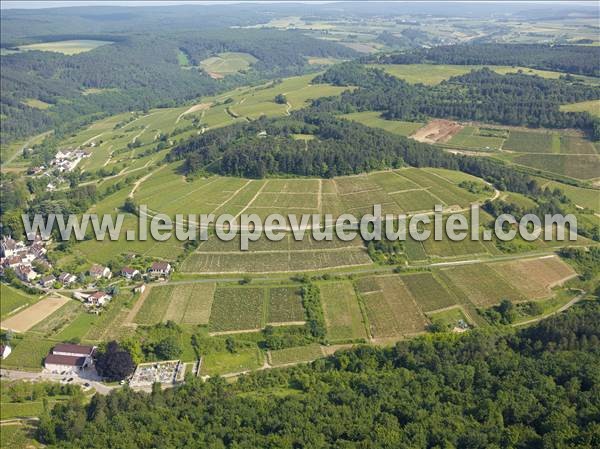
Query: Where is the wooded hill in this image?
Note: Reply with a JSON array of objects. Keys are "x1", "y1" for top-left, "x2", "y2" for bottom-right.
[
  {"x1": 313, "y1": 63, "x2": 600, "y2": 134},
  {"x1": 36, "y1": 301, "x2": 600, "y2": 448},
  {"x1": 0, "y1": 30, "x2": 356, "y2": 144},
  {"x1": 370, "y1": 43, "x2": 600, "y2": 77}
]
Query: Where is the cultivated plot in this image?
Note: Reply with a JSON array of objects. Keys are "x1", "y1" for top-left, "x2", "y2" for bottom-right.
[
  {"x1": 319, "y1": 281, "x2": 367, "y2": 342},
  {"x1": 1, "y1": 296, "x2": 70, "y2": 333},
  {"x1": 440, "y1": 264, "x2": 526, "y2": 307},
  {"x1": 208, "y1": 287, "x2": 265, "y2": 333}
]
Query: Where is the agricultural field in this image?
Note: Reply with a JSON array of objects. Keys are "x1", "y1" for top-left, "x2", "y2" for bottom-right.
[
  {"x1": 356, "y1": 275, "x2": 429, "y2": 339},
  {"x1": 342, "y1": 111, "x2": 423, "y2": 136},
  {"x1": 440, "y1": 264, "x2": 526, "y2": 307},
  {"x1": 269, "y1": 344, "x2": 324, "y2": 366},
  {"x1": 0, "y1": 335, "x2": 55, "y2": 371},
  {"x1": 491, "y1": 256, "x2": 577, "y2": 299},
  {"x1": 319, "y1": 281, "x2": 367, "y2": 342},
  {"x1": 401, "y1": 272, "x2": 457, "y2": 312},
  {"x1": 512, "y1": 153, "x2": 600, "y2": 180},
  {"x1": 372, "y1": 64, "x2": 572, "y2": 85},
  {"x1": 200, "y1": 52, "x2": 257, "y2": 76},
  {"x1": 200, "y1": 347, "x2": 264, "y2": 376},
  {"x1": 267, "y1": 287, "x2": 305, "y2": 324},
  {"x1": 16, "y1": 39, "x2": 112, "y2": 55},
  {"x1": 208, "y1": 286, "x2": 265, "y2": 333},
  {"x1": 504, "y1": 130, "x2": 557, "y2": 153},
  {"x1": 535, "y1": 178, "x2": 600, "y2": 211},
  {"x1": 448, "y1": 126, "x2": 506, "y2": 150},
  {"x1": 27, "y1": 301, "x2": 83, "y2": 338},
  {"x1": 0, "y1": 285, "x2": 41, "y2": 319},
  {"x1": 1, "y1": 296, "x2": 71, "y2": 333},
  {"x1": 22, "y1": 98, "x2": 51, "y2": 110},
  {"x1": 427, "y1": 306, "x2": 471, "y2": 330}
]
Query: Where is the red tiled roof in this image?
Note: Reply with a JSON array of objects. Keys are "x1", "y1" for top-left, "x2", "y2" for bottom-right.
[
  {"x1": 53, "y1": 343, "x2": 94, "y2": 356},
  {"x1": 45, "y1": 354, "x2": 86, "y2": 367}
]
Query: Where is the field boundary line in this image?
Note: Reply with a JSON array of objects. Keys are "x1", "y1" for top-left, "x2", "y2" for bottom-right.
[
  {"x1": 208, "y1": 179, "x2": 252, "y2": 215},
  {"x1": 233, "y1": 180, "x2": 269, "y2": 220}
]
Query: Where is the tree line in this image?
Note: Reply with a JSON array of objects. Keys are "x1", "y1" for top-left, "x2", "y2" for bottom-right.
[
  {"x1": 36, "y1": 301, "x2": 600, "y2": 448},
  {"x1": 369, "y1": 43, "x2": 600, "y2": 77}
]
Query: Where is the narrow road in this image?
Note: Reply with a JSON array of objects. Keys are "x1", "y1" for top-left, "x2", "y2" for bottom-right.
[
  {"x1": 0, "y1": 369, "x2": 115, "y2": 395},
  {"x1": 513, "y1": 290, "x2": 586, "y2": 327}
]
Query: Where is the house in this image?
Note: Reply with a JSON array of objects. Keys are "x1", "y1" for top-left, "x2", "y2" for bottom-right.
[
  {"x1": 4, "y1": 255, "x2": 23, "y2": 269},
  {"x1": 58, "y1": 272, "x2": 77, "y2": 286},
  {"x1": 121, "y1": 267, "x2": 140, "y2": 279},
  {"x1": 44, "y1": 343, "x2": 96, "y2": 373},
  {"x1": 133, "y1": 284, "x2": 146, "y2": 294},
  {"x1": 1, "y1": 237, "x2": 17, "y2": 257},
  {"x1": 16, "y1": 265, "x2": 37, "y2": 282},
  {"x1": 0, "y1": 344, "x2": 12, "y2": 360},
  {"x1": 87, "y1": 291, "x2": 111, "y2": 306},
  {"x1": 89, "y1": 264, "x2": 112, "y2": 280},
  {"x1": 148, "y1": 262, "x2": 171, "y2": 278},
  {"x1": 39, "y1": 274, "x2": 56, "y2": 288}
]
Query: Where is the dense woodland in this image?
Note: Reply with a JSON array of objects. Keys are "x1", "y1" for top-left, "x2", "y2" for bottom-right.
[
  {"x1": 0, "y1": 30, "x2": 355, "y2": 143},
  {"x1": 371, "y1": 43, "x2": 600, "y2": 77},
  {"x1": 170, "y1": 111, "x2": 547, "y2": 197},
  {"x1": 314, "y1": 63, "x2": 600, "y2": 133},
  {"x1": 37, "y1": 301, "x2": 600, "y2": 448}
]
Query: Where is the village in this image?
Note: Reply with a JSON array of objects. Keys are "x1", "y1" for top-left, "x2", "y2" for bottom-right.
[
  {"x1": 27, "y1": 147, "x2": 91, "y2": 191},
  {"x1": 0, "y1": 233, "x2": 179, "y2": 388}
]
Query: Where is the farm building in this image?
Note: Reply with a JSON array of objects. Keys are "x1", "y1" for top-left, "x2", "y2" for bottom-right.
[
  {"x1": 15, "y1": 265, "x2": 37, "y2": 282},
  {"x1": 133, "y1": 284, "x2": 146, "y2": 294},
  {"x1": 44, "y1": 343, "x2": 96, "y2": 373}
]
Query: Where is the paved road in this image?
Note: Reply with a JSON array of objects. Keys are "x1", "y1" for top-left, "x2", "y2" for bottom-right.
[{"x1": 0, "y1": 369, "x2": 115, "y2": 395}]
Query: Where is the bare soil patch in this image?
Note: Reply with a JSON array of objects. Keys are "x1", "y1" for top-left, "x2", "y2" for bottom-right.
[
  {"x1": 1, "y1": 296, "x2": 70, "y2": 332},
  {"x1": 411, "y1": 119, "x2": 464, "y2": 144}
]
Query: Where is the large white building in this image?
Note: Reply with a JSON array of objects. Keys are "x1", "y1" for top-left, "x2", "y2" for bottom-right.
[{"x1": 44, "y1": 343, "x2": 96, "y2": 373}]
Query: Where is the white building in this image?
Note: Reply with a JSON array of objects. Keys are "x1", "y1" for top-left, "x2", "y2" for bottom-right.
[
  {"x1": 44, "y1": 343, "x2": 96, "y2": 373},
  {"x1": 0, "y1": 344, "x2": 11, "y2": 360}
]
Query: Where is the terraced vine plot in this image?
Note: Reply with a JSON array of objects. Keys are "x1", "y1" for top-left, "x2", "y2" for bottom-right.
[
  {"x1": 401, "y1": 272, "x2": 457, "y2": 312},
  {"x1": 267, "y1": 287, "x2": 305, "y2": 323},
  {"x1": 208, "y1": 287, "x2": 266, "y2": 333},
  {"x1": 356, "y1": 275, "x2": 429, "y2": 338},
  {"x1": 491, "y1": 256, "x2": 577, "y2": 299},
  {"x1": 440, "y1": 264, "x2": 526, "y2": 307},
  {"x1": 319, "y1": 281, "x2": 367, "y2": 342}
]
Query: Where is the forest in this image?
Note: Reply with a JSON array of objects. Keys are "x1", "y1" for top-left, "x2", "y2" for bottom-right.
[
  {"x1": 313, "y1": 63, "x2": 600, "y2": 133},
  {"x1": 0, "y1": 30, "x2": 355, "y2": 143},
  {"x1": 36, "y1": 301, "x2": 600, "y2": 448},
  {"x1": 170, "y1": 111, "x2": 547, "y2": 197},
  {"x1": 371, "y1": 43, "x2": 600, "y2": 77}
]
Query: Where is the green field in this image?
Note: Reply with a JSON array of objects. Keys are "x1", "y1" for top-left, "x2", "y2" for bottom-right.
[
  {"x1": 0, "y1": 336, "x2": 55, "y2": 371},
  {"x1": 560, "y1": 100, "x2": 600, "y2": 117},
  {"x1": 513, "y1": 153, "x2": 600, "y2": 180},
  {"x1": 267, "y1": 287, "x2": 305, "y2": 323},
  {"x1": 504, "y1": 130, "x2": 556, "y2": 153},
  {"x1": 200, "y1": 52, "x2": 258, "y2": 76},
  {"x1": 427, "y1": 307, "x2": 471, "y2": 329},
  {"x1": 200, "y1": 347, "x2": 264, "y2": 376},
  {"x1": 401, "y1": 272, "x2": 457, "y2": 312},
  {"x1": 0, "y1": 285, "x2": 40, "y2": 319},
  {"x1": 448, "y1": 126, "x2": 506, "y2": 150},
  {"x1": 17, "y1": 39, "x2": 112, "y2": 55},
  {"x1": 269, "y1": 344, "x2": 324, "y2": 366},
  {"x1": 342, "y1": 111, "x2": 423, "y2": 136},
  {"x1": 22, "y1": 98, "x2": 51, "y2": 110},
  {"x1": 535, "y1": 178, "x2": 600, "y2": 211},
  {"x1": 319, "y1": 281, "x2": 367, "y2": 342},
  {"x1": 441, "y1": 264, "x2": 525, "y2": 307},
  {"x1": 208, "y1": 287, "x2": 266, "y2": 333},
  {"x1": 372, "y1": 64, "x2": 572, "y2": 85},
  {"x1": 356, "y1": 275, "x2": 429, "y2": 338}
]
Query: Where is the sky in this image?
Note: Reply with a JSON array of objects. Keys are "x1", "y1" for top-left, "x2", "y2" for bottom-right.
[
  {"x1": 1, "y1": 0, "x2": 332, "y2": 8},
  {"x1": 1, "y1": 0, "x2": 594, "y2": 8}
]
